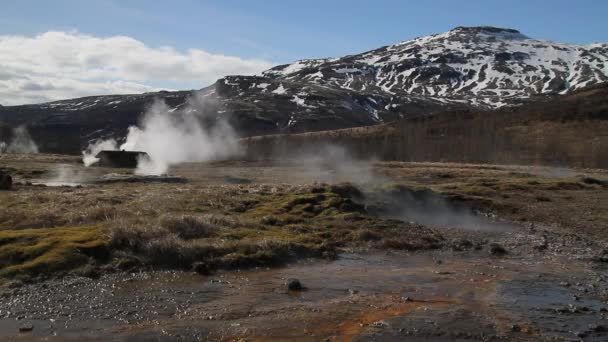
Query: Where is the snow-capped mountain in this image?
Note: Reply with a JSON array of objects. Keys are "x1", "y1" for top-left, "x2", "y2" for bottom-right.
[
  {"x1": 262, "y1": 26, "x2": 608, "y2": 108},
  {"x1": 1, "y1": 26, "x2": 607, "y2": 154}
]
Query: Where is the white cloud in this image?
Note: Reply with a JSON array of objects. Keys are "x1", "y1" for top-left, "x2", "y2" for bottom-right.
[{"x1": 0, "y1": 31, "x2": 273, "y2": 105}]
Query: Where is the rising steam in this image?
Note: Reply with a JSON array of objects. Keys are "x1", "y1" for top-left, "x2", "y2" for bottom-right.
[
  {"x1": 82, "y1": 138, "x2": 118, "y2": 166},
  {"x1": 0, "y1": 126, "x2": 39, "y2": 154},
  {"x1": 285, "y1": 144, "x2": 381, "y2": 185},
  {"x1": 82, "y1": 94, "x2": 239, "y2": 174}
]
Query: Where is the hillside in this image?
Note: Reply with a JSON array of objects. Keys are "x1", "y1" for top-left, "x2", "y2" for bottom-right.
[
  {"x1": 263, "y1": 27, "x2": 608, "y2": 107},
  {"x1": 242, "y1": 82, "x2": 608, "y2": 168},
  {"x1": 1, "y1": 26, "x2": 607, "y2": 154}
]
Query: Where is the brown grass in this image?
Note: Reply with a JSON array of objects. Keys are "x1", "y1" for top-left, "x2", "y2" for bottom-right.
[{"x1": 2, "y1": 154, "x2": 606, "y2": 282}]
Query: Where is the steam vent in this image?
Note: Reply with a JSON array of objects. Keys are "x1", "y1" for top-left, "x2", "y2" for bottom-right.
[{"x1": 94, "y1": 150, "x2": 150, "y2": 168}]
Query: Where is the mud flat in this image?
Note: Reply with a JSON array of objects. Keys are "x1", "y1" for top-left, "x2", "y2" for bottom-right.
[{"x1": 1, "y1": 248, "x2": 608, "y2": 341}]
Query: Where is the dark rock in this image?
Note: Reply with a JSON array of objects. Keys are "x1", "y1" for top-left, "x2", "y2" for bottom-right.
[
  {"x1": 581, "y1": 177, "x2": 606, "y2": 186},
  {"x1": 192, "y1": 262, "x2": 211, "y2": 275},
  {"x1": 489, "y1": 243, "x2": 507, "y2": 256},
  {"x1": 286, "y1": 278, "x2": 303, "y2": 291},
  {"x1": 588, "y1": 324, "x2": 606, "y2": 332},
  {"x1": 93, "y1": 150, "x2": 150, "y2": 168},
  {"x1": 0, "y1": 171, "x2": 12, "y2": 190},
  {"x1": 18, "y1": 322, "x2": 33, "y2": 332}
]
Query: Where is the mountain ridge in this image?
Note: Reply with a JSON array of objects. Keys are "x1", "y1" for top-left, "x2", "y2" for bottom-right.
[
  {"x1": 261, "y1": 25, "x2": 608, "y2": 107},
  {"x1": 1, "y1": 26, "x2": 607, "y2": 154}
]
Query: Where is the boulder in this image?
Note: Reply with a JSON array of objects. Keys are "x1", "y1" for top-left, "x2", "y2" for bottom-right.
[
  {"x1": 93, "y1": 150, "x2": 150, "y2": 168},
  {"x1": 18, "y1": 322, "x2": 34, "y2": 332},
  {"x1": 286, "y1": 278, "x2": 303, "y2": 291},
  {"x1": 489, "y1": 243, "x2": 507, "y2": 256},
  {"x1": 0, "y1": 171, "x2": 12, "y2": 190},
  {"x1": 192, "y1": 262, "x2": 211, "y2": 275}
]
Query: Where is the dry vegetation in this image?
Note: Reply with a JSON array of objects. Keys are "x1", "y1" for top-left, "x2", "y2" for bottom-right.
[
  {"x1": 377, "y1": 162, "x2": 608, "y2": 238},
  {"x1": 0, "y1": 167, "x2": 442, "y2": 282},
  {"x1": 1, "y1": 154, "x2": 607, "y2": 283},
  {"x1": 243, "y1": 83, "x2": 608, "y2": 168}
]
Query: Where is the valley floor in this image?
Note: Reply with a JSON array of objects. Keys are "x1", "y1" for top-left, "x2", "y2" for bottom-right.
[{"x1": 1, "y1": 154, "x2": 608, "y2": 341}]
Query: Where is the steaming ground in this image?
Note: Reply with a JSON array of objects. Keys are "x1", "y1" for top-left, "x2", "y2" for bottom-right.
[
  {"x1": 0, "y1": 126, "x2": 39, "y2": 154},
  {"x1": 1, "y1": 154, "x2": 608, "y2": 340},
  {"x1": 82, "y1": 96, "x2": 238, "y2": 175}
]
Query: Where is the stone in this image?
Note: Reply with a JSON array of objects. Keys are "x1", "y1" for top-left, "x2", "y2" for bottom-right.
[
  {"x1": 489, "y1": 243, "x2": 507, "y2": 256},
  {"x1": 286, "y1": 278, "x2": 303, "y2": 291},
  {"x1": 588, "y1": 324, "x2": 606, "y2": 332},
  {"x1": 18, "y1": 322, "x2": 34, "y2": 332},
  {"x1": 192, "y1": 262, "x2": 211, "y2": 275},
  {"x1": 0, "y1": 171, "x2": 12, "y2": 190}
]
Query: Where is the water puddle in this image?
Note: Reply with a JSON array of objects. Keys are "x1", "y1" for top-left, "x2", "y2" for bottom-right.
[{"x1": 2, "y1": 251, "x2": 606, "y2": 341}]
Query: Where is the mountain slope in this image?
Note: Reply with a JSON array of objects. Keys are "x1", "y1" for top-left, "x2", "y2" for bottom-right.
[
  {"x1": 263, "y1": 26, "x2": 608, "y2": 108},
  {"x1": 242, "y1": 82, "x2": 608, "y2": 168},
  {"x1": 1, "y1": 26, "x2": 607, "y2": 154}
]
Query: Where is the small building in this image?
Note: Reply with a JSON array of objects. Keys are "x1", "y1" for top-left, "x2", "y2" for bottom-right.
[{"x1": 94, "y1": 150, "x2": 150, "y2": 168}]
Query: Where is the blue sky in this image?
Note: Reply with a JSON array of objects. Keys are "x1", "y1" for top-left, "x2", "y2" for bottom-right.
[
  {"x1": 1, "y1": 0, "x2": 607, "y2": 104},
  {"x1": 2, "y1": 0, "x2": 607, "y2": 63}
]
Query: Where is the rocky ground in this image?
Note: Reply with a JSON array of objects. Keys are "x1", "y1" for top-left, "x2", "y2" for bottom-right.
[{"x1": 0, "y1": 154, "x2": 607, "y2": 341}]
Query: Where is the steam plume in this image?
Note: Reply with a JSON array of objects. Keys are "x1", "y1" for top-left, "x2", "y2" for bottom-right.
[
  {"x1": 82, "y1": 94, "x2": 239, "y2": 174},
  {"x1": 0, "y1": 126, "x2": 39, "y2": 154},
  {"x1": 287, "y1": 144, "x2": 381, "y2": 185},
  {"x1": 82, "y1": 138, "x2": 118, "y2": 166}
]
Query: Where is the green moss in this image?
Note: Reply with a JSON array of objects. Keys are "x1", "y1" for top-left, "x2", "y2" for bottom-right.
[
  {"x1": 246, "y1": 191, "x2": 365, "y2": 223},
  {"x1": 0, "y1": 225, "x2": 107, "y2": 279}
]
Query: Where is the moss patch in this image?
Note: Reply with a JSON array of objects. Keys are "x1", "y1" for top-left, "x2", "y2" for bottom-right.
[
  {"x1": 245, "y1": 189, "x2": 365, "y2": 223},
  {"x1": 0, "y1": 225, "x2": 107, "y2": 280}
]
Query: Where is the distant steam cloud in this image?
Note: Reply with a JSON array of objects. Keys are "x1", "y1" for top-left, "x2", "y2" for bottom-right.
[
  {"x1": 0, "y1": 126, "x2": 39, "y2": 154},
  {"x1": 287, "y1": 144, "x2": 381, "y2": 185},
  {"x1": 122, "y1": 100, "x2": 238, "y2": 175},
  {"x1": 82, "y1": 94, "x2": 239, "y2": 175}
]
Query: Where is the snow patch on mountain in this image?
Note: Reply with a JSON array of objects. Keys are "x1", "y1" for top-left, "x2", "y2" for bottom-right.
[{"x1": 262, "y1": 26, "x2": 608, "y2": 109}]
